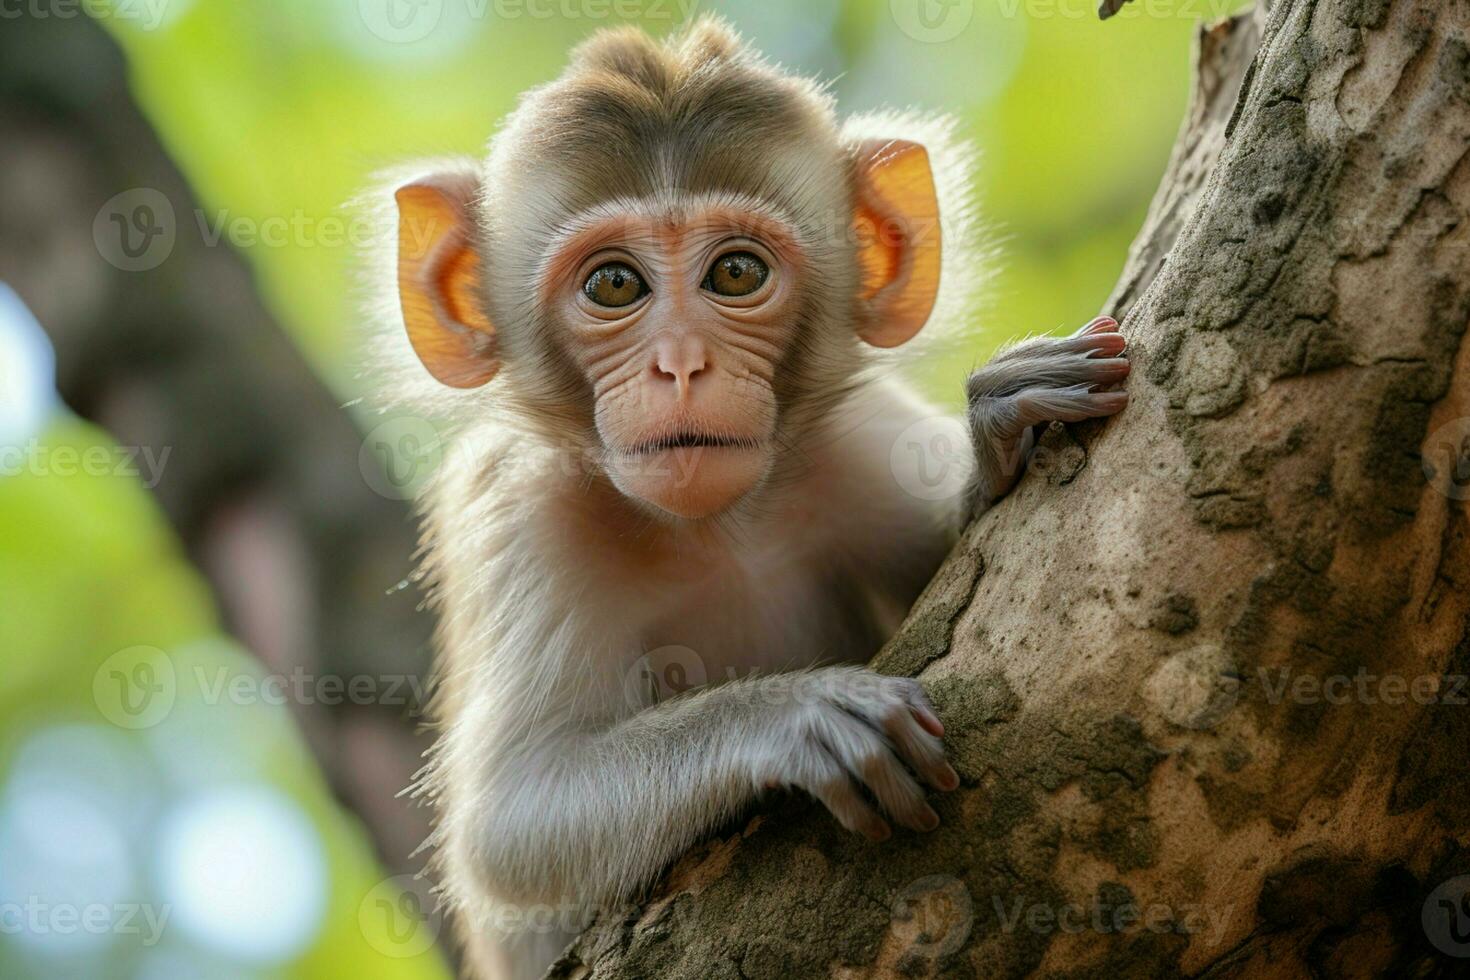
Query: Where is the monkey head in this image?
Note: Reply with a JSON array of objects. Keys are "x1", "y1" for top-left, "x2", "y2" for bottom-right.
[{"x1": 391, "y1": 19, "x2": 951, "y2": 520}]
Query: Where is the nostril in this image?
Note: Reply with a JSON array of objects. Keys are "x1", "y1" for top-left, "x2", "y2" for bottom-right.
[{"x1": 651, "y1": 344, "x2": 709, "y2": 387}]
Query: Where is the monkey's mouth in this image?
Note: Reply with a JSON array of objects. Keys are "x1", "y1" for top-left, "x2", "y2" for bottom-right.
[
  {"x1": 605, "y1": 429, "x2": 772, "y2": 519},
  {"x1": 625, "y1": 432, "x2": 763, "y2": 456}
]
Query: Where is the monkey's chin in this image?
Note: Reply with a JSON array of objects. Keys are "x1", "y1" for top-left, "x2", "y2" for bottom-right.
[{"x1": 608, "y1": 446, "x2": 768, "y2": 520}]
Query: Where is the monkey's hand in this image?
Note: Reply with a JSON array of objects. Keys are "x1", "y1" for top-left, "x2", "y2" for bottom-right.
[
  {"x1": 751, "y1": 667, "x2": 959, "y2": 841},
  {"x1": 457, "y1": 664, "x2": 959, "y2": 913},
  {"x1": 964, "y1": 314, "x2": 1129, "y2": 519}
]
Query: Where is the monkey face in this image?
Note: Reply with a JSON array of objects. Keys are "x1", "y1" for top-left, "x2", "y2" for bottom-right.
[
  {"x1": 388, "y1": 27, "x2": 949, "y2": 523},
  {"x1": 539, "y1": 201, "x2": 804, "y2": 519}
]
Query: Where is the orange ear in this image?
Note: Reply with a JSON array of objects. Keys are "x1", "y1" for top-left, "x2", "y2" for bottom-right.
[
  {"x1": 395, "y1": 174, "x2": 498, "y2": 388},
  {"x1": 851, "y1": 139, "x2": 942, "y2": 348}
]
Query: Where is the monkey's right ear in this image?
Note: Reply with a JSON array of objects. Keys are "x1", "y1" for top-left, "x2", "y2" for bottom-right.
[{"x1": 395, "y1": 174, "x2": 499, "y2": 388}]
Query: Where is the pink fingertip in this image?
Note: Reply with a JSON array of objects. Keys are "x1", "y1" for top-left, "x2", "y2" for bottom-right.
[
  {"x1": 1082, "y1": 315, "x2": 1119, "y2": 334},
  {"x1": 913, "y1": 706, "x2": 944, "y2": 737}
]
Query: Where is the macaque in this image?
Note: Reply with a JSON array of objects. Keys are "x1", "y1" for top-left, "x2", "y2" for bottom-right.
[{"x1": 369, "y1": 17, "x2": 1127, "y2": 979}]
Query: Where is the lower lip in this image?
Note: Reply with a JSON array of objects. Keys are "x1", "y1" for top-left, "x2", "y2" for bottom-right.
[{"x1": 609, "y1": 442, "x2": 768, "y2": 519}]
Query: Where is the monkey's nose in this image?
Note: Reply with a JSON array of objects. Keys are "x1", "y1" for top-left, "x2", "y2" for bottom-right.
[{"x1": 652, "y1": 336, "x2": 709, "y2": 400}]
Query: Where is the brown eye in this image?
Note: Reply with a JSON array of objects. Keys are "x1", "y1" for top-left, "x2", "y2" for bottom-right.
[
  {"x1": 583, "y1": 262, "x2": 648, "y2": 308},
  {"x1": 702, "y1": 251, "x2": 769, "y2": 298}
]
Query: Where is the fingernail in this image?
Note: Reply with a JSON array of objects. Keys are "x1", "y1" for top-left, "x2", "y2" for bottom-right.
[
  {"x1": 940, "y1": 765, "x2": 960, "y2": 790},
  {"x1": 919, "y1": 807, "x2": 940, "y2": 831}
]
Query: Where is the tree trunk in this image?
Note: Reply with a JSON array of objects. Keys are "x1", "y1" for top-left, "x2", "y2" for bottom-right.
[{"x1": 557, "y1": 0, "x2": 1470, "y2": 976}]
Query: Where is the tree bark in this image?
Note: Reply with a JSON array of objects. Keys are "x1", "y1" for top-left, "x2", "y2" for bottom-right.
[{"x1": 558, "y1": 0, "x2": 1470, "y2": 976}]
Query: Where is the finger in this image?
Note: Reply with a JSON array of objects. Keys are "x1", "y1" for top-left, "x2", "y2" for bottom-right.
[
  {"x1": 858, "y1": 746, "x2": 939, "y2": 833},
  {"x1": 894, "y1": 679, "x2": 945, "y2": 738},
  {"x1": 1073, "y1": 332, "x2": 1128, "y2": 359},
  {"x1": 805, "y1": 748, "x2": 891, "y2": 842},
  {"x1": 828, "y1": 714, "x2": 938, "y2": 833},
  {"x1": 991, "y1": 319, "x2": 1122, "y2": 368},
  {"x1": 910, "y1": 701, "x2": 944, "y2": 737},
  {"x1": 1014, "y1": 386, "x2": 1128, "y2": 425},
  {"x1": 815, "y1": 708, "x2": 937, "y2": 834},
  {"x1": 1077, "y1": 315, "x2": 1118, "y2": 336},
  {"x1": 977, "y1": 354, "x2": 1128, "y2": 400},
  {"x1": 1080, "y1": 357, "x2": 1131, "y2": 385},
  {"x1": 884, "y1": 705, "x2": 958, "y2": 792}
]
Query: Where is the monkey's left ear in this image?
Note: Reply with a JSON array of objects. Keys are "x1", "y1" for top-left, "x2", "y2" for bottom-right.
[
  {"x1": 395, "y1": 173, "x2": 499, "y2": 388},
  {"x1": 851, "y1": 139, "x2": 942, "y2": 348}
]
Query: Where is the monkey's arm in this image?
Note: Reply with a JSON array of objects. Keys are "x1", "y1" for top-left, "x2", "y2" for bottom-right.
[
  {"x1": 446, "y1": 666, "x2": 955, "y2": 912},
  {"x1": 962, "y1": 315, "x2": 1129, "y2": 522}
]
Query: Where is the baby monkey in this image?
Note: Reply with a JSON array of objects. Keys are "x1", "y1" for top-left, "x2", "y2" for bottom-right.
[{"x1": 374, "y1": 17, "x2": 1128, "y2": 979}]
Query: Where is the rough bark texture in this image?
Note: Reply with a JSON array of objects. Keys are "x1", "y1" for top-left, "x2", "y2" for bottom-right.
[{"x1": 558, "y1": 0, "x2": 1470, "y2": 976}]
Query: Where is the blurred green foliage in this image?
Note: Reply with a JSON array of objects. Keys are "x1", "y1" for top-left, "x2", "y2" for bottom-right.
[
  {"x1": 1, "y1": 0, "x2": 1244, "y2": 976},
  {"x1": 0, "y1": 419, "x2": 449, "y2": 977}
]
